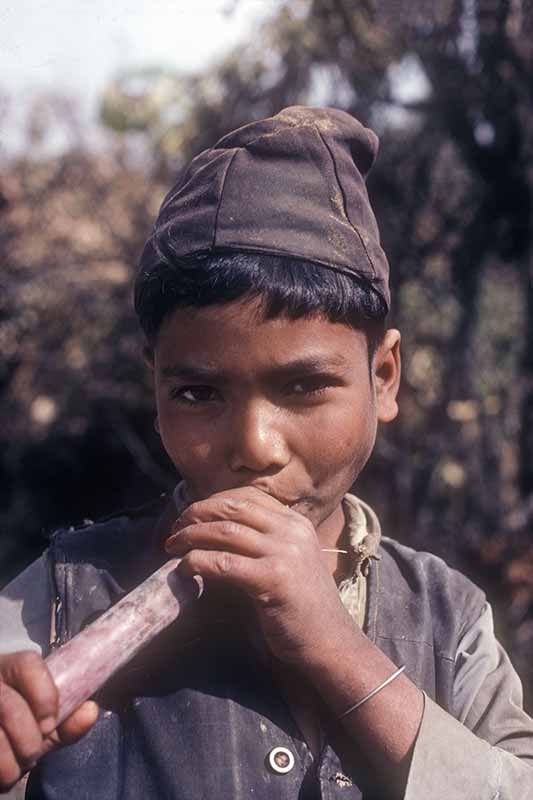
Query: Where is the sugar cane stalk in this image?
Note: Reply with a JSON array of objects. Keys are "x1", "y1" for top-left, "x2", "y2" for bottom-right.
[{"x1": 45, "y1": 560, "x2": 201, "y2": 725}]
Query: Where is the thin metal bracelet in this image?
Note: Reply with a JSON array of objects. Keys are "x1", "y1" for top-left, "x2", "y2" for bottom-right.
[{"x1": 336, "y1": 664, "x2": 406, "y2": 722}]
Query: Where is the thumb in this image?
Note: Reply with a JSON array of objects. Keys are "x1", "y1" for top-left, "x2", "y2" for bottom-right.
[{"x1": 43, "y1": 701, "x2": 99, "y2": 753}]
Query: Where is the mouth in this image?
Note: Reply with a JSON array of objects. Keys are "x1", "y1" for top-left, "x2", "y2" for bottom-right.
[
  {"x1": 248, "y1": 484, "x2": 303, "y2": 508},
  {"x1": 265, "y1": 494, "x2": 313, "y2": 511},
  {"x1": 271, "y1": 495, "x2": 300, "y2": 507}
]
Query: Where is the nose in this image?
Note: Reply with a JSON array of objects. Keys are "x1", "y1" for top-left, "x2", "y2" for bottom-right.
[{"x1": 228, "y1": 399, "x2": 290, "y2": 474}]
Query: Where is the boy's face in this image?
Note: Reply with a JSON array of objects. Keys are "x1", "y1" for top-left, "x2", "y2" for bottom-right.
[{"x1": 149, "y1": 297, "x2": 400, "y2": 532}]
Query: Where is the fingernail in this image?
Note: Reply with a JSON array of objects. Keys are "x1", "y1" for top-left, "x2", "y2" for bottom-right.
[
  {"x1": 165, "y1": 535, "x2": 178, "y2": 553},
  {"x1": 40, "y1": 716, "x2": 56, "y2": 735}
]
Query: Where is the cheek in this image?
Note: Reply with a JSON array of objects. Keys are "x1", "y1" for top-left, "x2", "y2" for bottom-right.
[
  {"x1": 165, "y1": 437, "x2": 214, "y2": 472},
  {"x1": 157, "y1": 406, "x2": 217, "y2": 476},
  {"x1": 307, "y1": 401, "x2": 377, "y2": 482}
]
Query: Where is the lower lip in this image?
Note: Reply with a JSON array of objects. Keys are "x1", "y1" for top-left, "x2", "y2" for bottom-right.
[{"x1": 253, "y1": 489, "x2": 302, "y2": 507}]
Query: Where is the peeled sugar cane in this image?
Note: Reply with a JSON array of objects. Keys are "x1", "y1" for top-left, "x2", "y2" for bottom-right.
[{"x1": 45, "y1": 560, "x2": 201, "y2": 725}]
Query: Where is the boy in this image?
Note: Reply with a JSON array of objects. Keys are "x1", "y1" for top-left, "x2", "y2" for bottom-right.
[{"x1": 1, "y1": 106, "x2": 533, "y2": 799}]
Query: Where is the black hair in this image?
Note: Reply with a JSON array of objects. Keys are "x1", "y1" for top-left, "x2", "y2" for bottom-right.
[{"x1": 134, "y1": 252, "x2": 388, "y2": 356}]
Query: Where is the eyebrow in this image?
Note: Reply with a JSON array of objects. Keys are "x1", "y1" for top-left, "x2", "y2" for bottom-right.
[{"x1": 159, "y1": 355, "x2": 350, "y2": 381}]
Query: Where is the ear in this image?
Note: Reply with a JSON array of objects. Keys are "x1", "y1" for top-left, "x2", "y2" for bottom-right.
[
  {"x1": 373, "y1": 328, "x2": 401, "y2": 423},
  {"x1": 142, "y1": 343, "x2": 155, "y2": 372}
]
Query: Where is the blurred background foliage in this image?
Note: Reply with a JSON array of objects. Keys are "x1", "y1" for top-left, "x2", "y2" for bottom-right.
[{"x1": 2, "y1": 0, "x2": 533, "y2": 704}]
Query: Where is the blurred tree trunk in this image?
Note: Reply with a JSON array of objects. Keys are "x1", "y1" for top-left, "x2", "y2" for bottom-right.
[
  {"x1": 499, "y1": 0, "x2": 533, "y2": 497},
  {"x1": 519, "y1": 121, "x2": 533, "y2": 496}
]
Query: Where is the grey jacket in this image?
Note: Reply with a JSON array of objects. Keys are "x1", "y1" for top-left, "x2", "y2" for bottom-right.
[{"x1": 2, "y1": 494, "x2": 533, "y2": 798}]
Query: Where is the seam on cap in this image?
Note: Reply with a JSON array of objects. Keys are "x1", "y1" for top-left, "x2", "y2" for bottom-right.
[
  {"x1": 220, "y1": 118, "x2": 306, "y2": 151},
  {"x1": 315, "y1": 125, "x2": 376, "y2": 279},
  {"x1": 212, "y1": 149, "x2": 240, "y2": 250}
]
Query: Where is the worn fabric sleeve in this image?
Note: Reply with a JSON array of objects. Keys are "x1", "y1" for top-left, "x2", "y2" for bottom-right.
[
  {"x1": 405, "y1": 602, "x2": 533, "y2": 799},
  {"x1": 0, "y1": 556, "x2": 52, "y2": 655}
]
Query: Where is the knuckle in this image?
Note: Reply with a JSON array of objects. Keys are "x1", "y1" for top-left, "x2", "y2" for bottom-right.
[
  {"x1": 214, "y1": 551, "x2": 233, "y2": 574},
  {"x1": 36, "y1": 686, "x2": 59, "y2": 719},
  {"x1": 284, "y1": 541, "x2": 302, "y2": 561},
  {"x1": 5, "y1": 651, "x2": 41, "y2": 683},
  {"x1": 16, "y1": 741, "x2": 41, "y2": 768},
  {"x1": 177, "y1": 528, "x2": 192, "y2": 548},
  {"x1": 0, "y1": 707, "x2": 26, "y2": 736},
  {"x1": 222, "y1": 497, "x2": 242, "y2": 515},
  {"x1": 14, "y1": 651, "x2": 41, "y2": 671},
  {"x1": 182, "y1": 502, "x2": 200, "y2": 523},
  {"x1": 4, "y1": 653, "x2": 59, "y2": 714},
  {"x1": 0, "y1": 684, "x2": 17, "y2": 717},
  {"x1": 269, "y1": 558, "x2": 290, "y2": 585},
  {"x1": 220, "y1": 520, "x2": 241, "y2": 538}
]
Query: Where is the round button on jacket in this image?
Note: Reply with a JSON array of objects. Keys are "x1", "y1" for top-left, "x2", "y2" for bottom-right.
[{"x1": 267, "y1": 746, "x2": 295, "y2": 774}]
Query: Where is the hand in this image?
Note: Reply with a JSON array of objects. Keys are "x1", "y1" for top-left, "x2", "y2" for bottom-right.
[
  {"x1": 165, "y1": 487, "x2": 356, "y2": 669},
  {"x1": 0, "y1": 651, "x2": 98, "y2": 791}
]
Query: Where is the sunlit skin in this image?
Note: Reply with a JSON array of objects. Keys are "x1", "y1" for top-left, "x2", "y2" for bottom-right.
[
  {"x1": 150, "y1": 296, "x2": 402, "y2": 663},
  {"x1": 151, "y1": 296, "x2": 400, "y2": 547}
]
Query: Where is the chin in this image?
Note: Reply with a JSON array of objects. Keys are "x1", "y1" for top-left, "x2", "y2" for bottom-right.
[{"x1": 291, "y1": 496, "x2": 333, "y2": 527}]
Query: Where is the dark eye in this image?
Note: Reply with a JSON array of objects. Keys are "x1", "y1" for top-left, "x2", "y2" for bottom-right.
[
  {"x1": 287, "y1": 377, "x2": 330, "y2": 397},
  {"x1": 170, "y1": 386, "x2": 219, "y2": 405}
]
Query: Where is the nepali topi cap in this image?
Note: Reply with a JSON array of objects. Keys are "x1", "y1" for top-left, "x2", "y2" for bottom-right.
[{"x1": 138, "y1": 105, "x2": 390, "y2": 309}]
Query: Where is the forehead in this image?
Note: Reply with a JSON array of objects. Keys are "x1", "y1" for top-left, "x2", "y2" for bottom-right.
[{"x1": 154, "y1": 298, "x2": 369, "y2": 377}]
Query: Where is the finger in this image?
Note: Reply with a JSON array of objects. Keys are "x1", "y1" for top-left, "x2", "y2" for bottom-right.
[
  {"x1": 183, "y1": 485, "x2": 290, "y2": 520},
  {"x1": 208, "y1": 486, "x2": 288, "y2": 509},
  {"x1": 0, "y1": 728, "x2": 22, "y2": 791},
  {"x1": 0, "y1": 682, "x2": 43, "y2": 767},
  {"x1": 1, "y1": 652, "x2": 58, "y2": 732},
  {"x1": 44, "y1": 701, "x2": 99, "y2": 751},
  {"x1": 165, "y1": 520, "x2": 269, "y2": 557},
  {"x1": 178, "y1": 549, "x2": 276, "y2": 599},
  {"x1": 177, "y1": 492, "x2": 291, "y2": 535}
]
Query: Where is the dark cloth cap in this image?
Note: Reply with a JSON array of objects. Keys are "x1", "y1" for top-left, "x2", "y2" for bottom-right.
[{"x1": 139, "y1": 105, "x2": 390, "y2": 308}]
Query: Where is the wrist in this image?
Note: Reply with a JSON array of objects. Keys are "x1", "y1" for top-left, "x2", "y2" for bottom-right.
[{"x1": 293, "y1": 613, "x2": 366, "y2": 684}]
